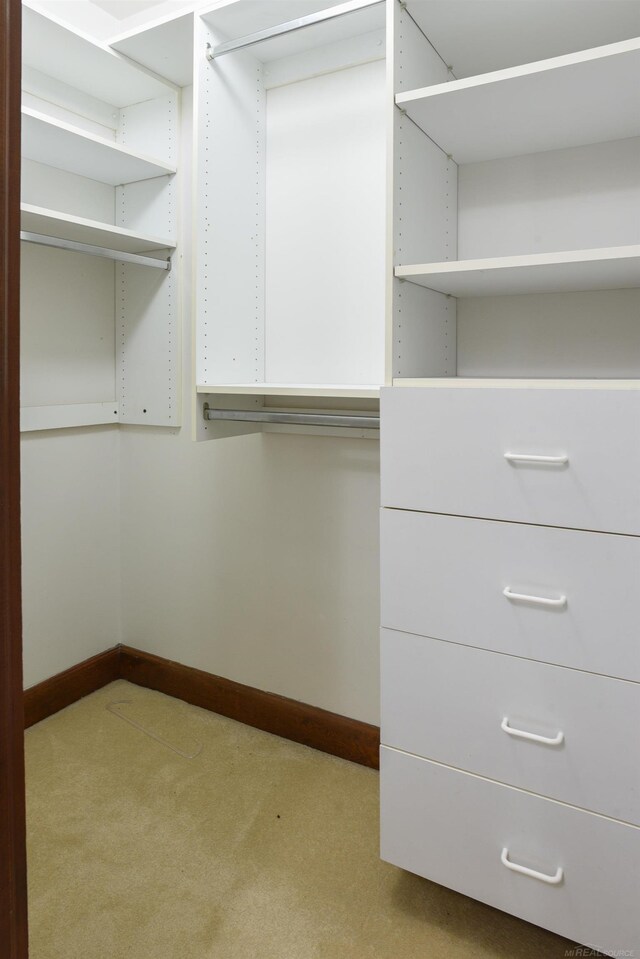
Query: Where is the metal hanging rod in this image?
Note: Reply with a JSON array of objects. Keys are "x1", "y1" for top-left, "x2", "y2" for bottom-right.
[
  {"x1": 20, "y1": 232, "x2": 172, "y2": 271},
  {"x1": 206, "y1": 0, "x2": 384, "y2": 61},
  {"x1": 204, "y1": 407, "x2": 379, "y2": 429}
]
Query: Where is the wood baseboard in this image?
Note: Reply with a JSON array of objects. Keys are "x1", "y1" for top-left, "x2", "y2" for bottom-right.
[
  {"x1": 23, "y1": 645, "x2": 380, "y2": 769},
  {"x1": 24, "y1": 647, "x2": 121, "y2": 729},
  {"x1": 120, "y1": 646, "x2": 380, "y2": 769}
]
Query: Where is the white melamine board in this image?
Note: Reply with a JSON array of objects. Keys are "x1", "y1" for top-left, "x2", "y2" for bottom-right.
[
  {"x1": 381, "y1": 511, "x2": 640, "y2": 683},
  {"x1": 405, "y1": 0, "x2": 640, "y2": 80},
  {"x1": 393, "y1": 280, "x2": 455, "y2": 378},
  {"x1": 118, "y1": 262, "x2": 179, "y2": 427},
  {"x1": 395, "y1": 111, "x2": 456, "y2": 265},
  {"x1": 20, "y1": 244, "x2": 115, "y2": 408},
  {"x1": 393, "y1": 0, "x2": 450, "y2": 93},
  {"x1": 457, "y1": 138, "x2": 640, "y2": 260},
  {"x1": 109, "y1": 12, "x2": 194, "y2": 88},
  {"x1": 117, "y1": 177, "x2": 177, "y2": 240},
  {"x1": 381, "y1": 629, "x2": 640, "y2": 823},
  {"x1": 197, "y1": 383, "x2": 380, "y2": 398},
  {"x1": 20, "y1": 402, "x2": 119, "y2": 432},
  {"x1": 393, "y1": 378, "x2": 640, "y2": 390},
  {"x1": 397, "y1": 39, "x2": 640, "y2": 164},
  {"x1": 263, "y1": 27, "x2": 384, "y2": 88},
  {"x1": 457, "y1": 291, "x2": 640, "y2": 379},
  {"x1": 22, "y1": 3, "x2": 174, "y2": 106},
  {"x1": 22, "y1": 108, "x2": 176, "y2": 186},
  {"x1": 118, "y1": 95, "x2": 178, "y2": 165},
  {"x1": 396, "y1": 246, "x2": 640, "y2": 297},
  {"x1": 21, "y1": 158, "x2": 114, "y2": 223},
  {"x1": 22, "y1": 66, "x2": 117, "y2": 137},
  {"x1": 196, "y1": 24, "x2": 265, "y2": 385},
  {"x1": 264, "y1": 59, "x2": 386, "y2": 386},
  {"x1": 380, "y1": 748, "x2": 640, "y2": 959},
  {"x1": 21, "y1": 204, "x2": 174, "y2": 254},
  {"x1": 381, "y1": 385, "x2": 640, "y2": 535}
]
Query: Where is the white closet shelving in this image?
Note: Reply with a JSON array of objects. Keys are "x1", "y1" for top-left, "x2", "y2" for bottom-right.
[
  {"x1": 21, "y1": 204, "x2": 175, "y2": 257},
  {"x1": 22, "y1": 107, "x2": 176, "y2": 185},
  {"x1": 21, "y1": 1, "x2": 180, "y2": 431},
  {"x1": 381, "y1": 3, "x2": 640, "y2": 957},
  {"x1": 192, "y1": 0, "x2": 387, "y2": 438}
]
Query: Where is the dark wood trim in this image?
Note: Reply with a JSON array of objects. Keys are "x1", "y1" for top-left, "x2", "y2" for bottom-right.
[
  {"x1": 120, "y1": 646, "x2": 380, "y2": 769},
  {"x1": 24, "y1": 647, "x2": 122, "y2": 729},
  {"x1": 0, "y1": 0, "x2": 28, "y2": 954}
]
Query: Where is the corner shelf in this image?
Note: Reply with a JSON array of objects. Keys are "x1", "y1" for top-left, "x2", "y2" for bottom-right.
[
  {"x1": 23, "y1": 1, "x2": 174, "y2": 106},
  {"x1": 197, "y1": 384, "x2": 382, "y2": 399},
  {"x1": 21, "y1": 204, "x2": 175, "y2": 256},
  {"x1": 396, "y1": 37, "x2": 640, "y2": 163},
  {"x1": 109, "y1": 10, "x2": 194, "y2": 88},
  {"x1": 395, "y1": 245, "x2": 640, "y2": 297},
  {"x1": 21, "y1": 107, "x2": 176, "y2": 186}
]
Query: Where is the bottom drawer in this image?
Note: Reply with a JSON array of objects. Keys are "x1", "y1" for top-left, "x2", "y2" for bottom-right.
[{"x1": 381, "y1": 747, "x2": 640, "y2": 958}]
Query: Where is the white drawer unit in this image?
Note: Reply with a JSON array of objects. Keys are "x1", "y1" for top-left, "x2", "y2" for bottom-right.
[
  {"x1": 381, "y1": 386, "x2": 640, "y2": 535},
  {"x1": 382, "y1": 629, "x2": 640, "y2": 824},
  {"x1": 381, "y1": 747, "x2": 640, "y2": 959},
  {"x1": 381, "y1": 509, "x2": 640, "y2": 681}
]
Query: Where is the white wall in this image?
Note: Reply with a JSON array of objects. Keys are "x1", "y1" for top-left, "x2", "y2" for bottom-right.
[{"x1": 21, "y1": 428, "x2": 121, "y2": 687}]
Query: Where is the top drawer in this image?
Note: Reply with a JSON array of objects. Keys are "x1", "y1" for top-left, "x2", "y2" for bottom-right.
[{"x1": 381, "y1": 386, "x2": 640, "y2": 534}]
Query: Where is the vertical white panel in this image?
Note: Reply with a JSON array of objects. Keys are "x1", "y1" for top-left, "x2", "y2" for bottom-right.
[
  {"x1": 395, "y1": 0, "x2": 451, "y2": 93},
  {"x1": 395, "y1": 110, "x2": 457, "y2": 266},
  {"x1": 195, "y1": 17, "x2": 265, "y2": 386},
  {"x1": 117, "y1": 94, "x2": 178, "y2": 166},
  {"x1": 393, "y1": 278, "x2": 455, "y2": 377},
  {"x1": 118, "y1": 261, "x2": 179, "y2": 426},
  {"x1": 265, "y1": 58, "x2": 386, "y2": 386}
]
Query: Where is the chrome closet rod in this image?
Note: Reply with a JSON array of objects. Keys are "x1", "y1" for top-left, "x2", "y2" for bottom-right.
[
  {"x1": 204, "y1": 407, "x2": 380, "y2": 429},
  {"x1": 206, "y1": 0, "x2": 384, "y2": 61},
  {"x1": 20, "y1": 231, "x2": 172, "y2": 271}
]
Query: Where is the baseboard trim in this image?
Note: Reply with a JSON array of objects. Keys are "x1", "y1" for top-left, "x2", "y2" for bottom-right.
[
  {"x1": 24, "y1": 646, "x2": 121, "y2": 729},
  {"x1": 23, "y1": 645, "x2": 380, "y2": 768},
  {"x1": 119, "y1": 646, "x2": 380, "y2": 769}
]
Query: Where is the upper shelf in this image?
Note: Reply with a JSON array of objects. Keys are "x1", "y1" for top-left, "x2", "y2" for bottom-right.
[
  {"x1": 21, "y1": 204, "x2": 175, "y2": 255},
  {"x1": 22, "y1": 108, "x2": 176, "y2": 186},
  {"x1": 109, "y1": 10, "x2": 194, "y2": 88},
  {"x1": 396, "y1": 37, "x2": 640, "y2": 163},
  {"x1": 23, "y1": 2, "x2": 175, "y2": 106},
  {"x1": 395, "y1": 246, "x2": 640, "y2": 297}
]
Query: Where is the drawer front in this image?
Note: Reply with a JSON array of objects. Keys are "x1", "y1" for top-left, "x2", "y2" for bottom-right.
[
  {"x1": 381, "y1": 509, "x2": 640, "y2": 681},
  {"x1": 381, "y1": 387, "x2": 640, "y2": 534},
  {"x1": 381, "y1": 747, "x2": 640, "y2": 958},
  {"x1": 381, "y1": 629, "x2": 640, "y2": 824}
]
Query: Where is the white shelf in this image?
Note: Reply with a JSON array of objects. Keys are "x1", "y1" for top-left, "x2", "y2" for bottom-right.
[
  {"x1": 21, "y1": 108, "x2": 176, "y2": 186},
  {"x1": 393, "y1": 378, "x2": 640, "y2": 391},
  {"x1": 20, "y1": 204, "x2": 175, "y2": 255},
  {"x1": 396, "y1": 37, "x2": 640, "y2": 163},
  {"x1": 395, "y1": 246, "x2": 640, "y2": 298},
  {"x1": 20, "y1": 402, "x2": 119, "y2": 432},
  {"x1": 23, "y1": 2, "x2": 175, "y2": 105},
  {"x1": 197, "y1": 383, "x2": 381, "y2": 399},
  {"x1": 109, "y1": 11, "x2": 194, "y2": 88}
]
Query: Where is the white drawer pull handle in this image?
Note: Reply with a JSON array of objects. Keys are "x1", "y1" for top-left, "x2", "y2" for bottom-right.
[
  {"x1": 501, "y1": 848, "x2": 563, "y2": 885},
  {"x1": 501, "y1": 717, "x2": 564, "y2": 746},
  {"x1": 504, "y1": 452, "x2": 568, "y2": 466},
  {"x1": 503, "y1": 587, "x2": 567, "y2": 609}
]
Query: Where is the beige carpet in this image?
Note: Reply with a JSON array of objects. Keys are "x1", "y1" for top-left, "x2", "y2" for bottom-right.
[{"x1": 26, "y1": 680, "x2": 577, "y2": 958}]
